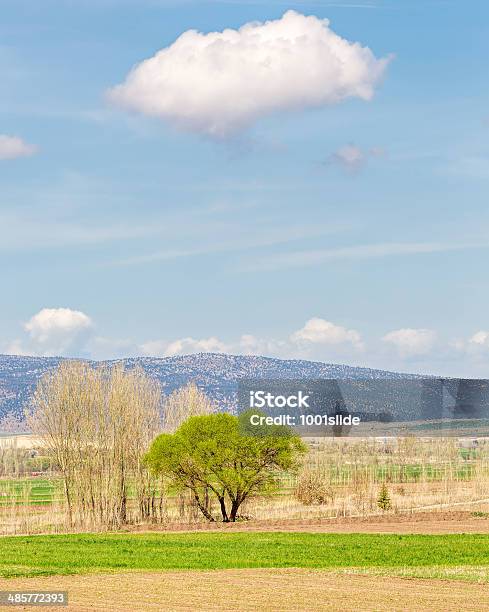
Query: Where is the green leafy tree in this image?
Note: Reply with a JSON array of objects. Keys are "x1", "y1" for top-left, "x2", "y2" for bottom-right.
[{"x1": 144, "y1": 412, "x2": 306, "y2": 522}]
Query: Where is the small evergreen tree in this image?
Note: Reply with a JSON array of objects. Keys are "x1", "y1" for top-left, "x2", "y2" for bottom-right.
[{"x1": 377, "y1": 483, "x2": 391, "y2": 511}]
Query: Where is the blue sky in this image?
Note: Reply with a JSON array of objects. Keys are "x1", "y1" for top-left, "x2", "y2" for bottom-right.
[{"x1": 1, "y1": 0, "x2": 488, "y2": 375}]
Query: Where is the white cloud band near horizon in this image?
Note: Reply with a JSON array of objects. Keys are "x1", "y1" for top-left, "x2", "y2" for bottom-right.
[{"x1": 5, "y1": 308, "x2": 489, "y2": 377}]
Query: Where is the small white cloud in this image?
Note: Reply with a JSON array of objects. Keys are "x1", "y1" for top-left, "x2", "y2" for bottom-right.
[
  {"x1": 382, "y1": 328, "x2": 435, "y2": 358},
  {"x1": 141, "y1": 336, "x2": 228, "y2": 357},
  {"x1": 108, "y1": 10, "x2": 390, "y2": 138},
  {"x1": 25, "y1": 308, "x2": 92, "y2": 341},
  {"x1": 291, "y1": 317, "x2": 364, "y2": 350},
  {"x1": 451, "y1": 331, "x2": 489, "y2": 370},
  {"x1": 330, "y1": 144, "x2": 366, "y2": 172},
  {"x1": 0, "y1": 135, "x2": 38, "y2": 160},
  {"x1": 469, "y1": 331, "x2": 489, "y2": 347},
  {"x1": 238, "y1": 334, "x2": 286, "y2": 356},
  {"x1": 11, "y1": 308, "x2": 94, "y2": 357},
  {"x1": 328, "y1": 144, "x2": 384, "y2": 174},
  {"x1": 454, "y1": 331, "x2": 489, "y2": 355}
]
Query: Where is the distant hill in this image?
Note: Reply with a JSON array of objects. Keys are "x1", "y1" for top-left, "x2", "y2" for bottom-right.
[{"x1": 0, "y1": 353, "x2": 417, "y2": 423}]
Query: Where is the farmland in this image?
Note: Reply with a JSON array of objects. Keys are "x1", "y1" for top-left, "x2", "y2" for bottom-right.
[
  {"x1": 0, "y1": 478, "x2": 61, "y2": 506},
  {"x1": 2, "y1": 532, "x2": 489, "y2": 611},
  {"x1": 3, "y1": 436, "x2": 489, "y2": 610},
  {"x1": 3, "y1": 570, "x2": 489, "y2": 612},
  {"x1": 2, "y1": 368, "x2": 489, "y2": 610},
  {"x1": 1, "y1": 531, "x2": 489, "y2": 579},
  {"x1": 2, "y1": 436, "x2": 489, "y2": 534}
]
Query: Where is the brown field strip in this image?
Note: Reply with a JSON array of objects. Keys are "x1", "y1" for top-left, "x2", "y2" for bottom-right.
[
  {"x1": 1, "y1": 569, "x2": 489, "y2": 611},
  {"x1": 130, "y1": 511, "x2": 489, "y2": 535}
]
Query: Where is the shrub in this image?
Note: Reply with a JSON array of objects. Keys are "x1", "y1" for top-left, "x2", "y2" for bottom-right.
[{"x1": 295, "y1": 469, "x2": 334, "y2": 505}]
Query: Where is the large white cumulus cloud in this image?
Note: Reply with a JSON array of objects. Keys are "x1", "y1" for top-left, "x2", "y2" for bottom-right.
[{"x1": 108, "y1": 10, "x2": 390, "y2": 137}]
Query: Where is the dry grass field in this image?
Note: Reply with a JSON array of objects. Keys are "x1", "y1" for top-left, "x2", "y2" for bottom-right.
[
  {"x1": 131, "y1": 510, "x2": 489, "y2": 534},
  {"x1": 2, "y1": 437, "x2": 489, "y2": 535}
]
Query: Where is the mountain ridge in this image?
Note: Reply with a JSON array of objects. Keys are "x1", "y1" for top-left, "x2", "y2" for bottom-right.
[{"x1": 0, "y1": 352, "x2": 422, "y2": 424}]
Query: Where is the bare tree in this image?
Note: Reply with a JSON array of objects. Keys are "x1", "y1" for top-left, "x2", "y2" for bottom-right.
[
  {"x1": 162, "y1": 382, "x2": 215, "y2": 433},
  {"x1": 28, "y1": 361, "x2": 162, "y2": 529}
]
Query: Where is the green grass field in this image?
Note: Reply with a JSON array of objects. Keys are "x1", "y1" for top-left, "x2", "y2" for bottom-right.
[
  {"x1": 325, "y1": 462, "x2": 477, "y2": 483},
  {"x1": 1, "y1": 532, "x2": 489, "y2": 579},
  {"x1": 0, "y1": 478, "x2": 62, "y2": 506}
]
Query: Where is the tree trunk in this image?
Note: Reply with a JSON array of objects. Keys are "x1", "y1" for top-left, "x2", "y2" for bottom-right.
[
  {"x1": 230, "y1": 499, "x2": 241, "y2": 522},
  {"x1": 63, "y1": 476, "x2": 73, "y2": 528},
  {"x1": 119, "y1": 470, "x2": 127, "y2": 525},
  {"x1": 194, "y1": 491, "x2": 215, "y2": 522},
  {"x1": 219, "y1": 496, "x2": 229, "y2": 522}
]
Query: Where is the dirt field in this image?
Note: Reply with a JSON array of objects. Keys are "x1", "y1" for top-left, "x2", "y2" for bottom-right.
[
  {"x1": 131, "y1": 511, "x2": 489, "y2": 535},
  {"x1": 1, "y1": 569, "x2": 488, "y2": 611}
]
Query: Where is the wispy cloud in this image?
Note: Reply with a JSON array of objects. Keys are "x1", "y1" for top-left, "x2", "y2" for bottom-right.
[
  {"x1": 245, "y1": 241, "x2": 489, "y2": 271},
  {"x1": 71, "y1": 0, "x2": 380, "y2": 7},
  {"x1": 0, "y1": 211, "x2": 170, "y2": 251},
  {"x1": 205, "y1": 0, "x2": 378, "y2": 6},
  {"x1": 110, "y1": 224, "x2": 345, "y2": 266}
]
